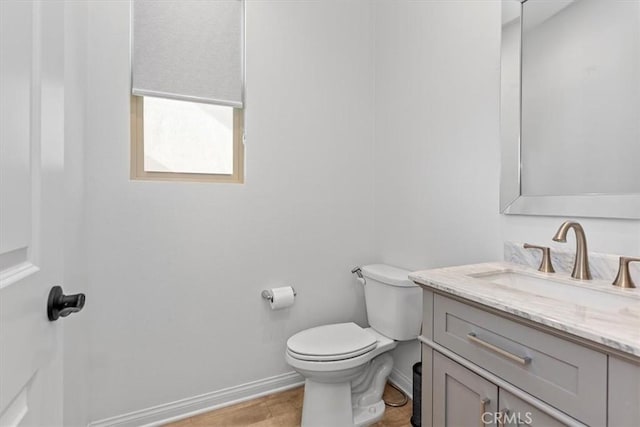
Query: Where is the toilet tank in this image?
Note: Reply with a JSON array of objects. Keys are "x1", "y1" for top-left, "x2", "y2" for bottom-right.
[{"x1": 360, "y1": 264, "x2": 422, "y2": 341}]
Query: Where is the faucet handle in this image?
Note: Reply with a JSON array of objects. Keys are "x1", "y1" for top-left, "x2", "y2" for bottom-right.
[
  {"x1": 523, "y1": 243, "x2": 556, "y2": 273},
  {"x1": 612, "y1": 256, "x2": 640, "y2": 289}
]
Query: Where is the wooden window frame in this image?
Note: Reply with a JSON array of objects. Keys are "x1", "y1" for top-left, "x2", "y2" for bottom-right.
[{"x1": 130, "y1": 96, "x2": 244, "y2": 183}]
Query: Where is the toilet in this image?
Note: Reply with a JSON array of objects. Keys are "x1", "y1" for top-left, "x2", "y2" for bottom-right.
[{"x1": 285, "y1": 264, "x2": 423, "y2": 427}]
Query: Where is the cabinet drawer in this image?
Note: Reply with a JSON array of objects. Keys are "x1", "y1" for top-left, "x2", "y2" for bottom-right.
[{"x1": 433, "y1": 294, "x2": 606, "y2": 426}]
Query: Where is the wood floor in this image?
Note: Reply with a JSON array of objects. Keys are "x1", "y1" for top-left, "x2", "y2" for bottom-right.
[{"x1": 165, "y1": 384, "x2": 413, "y2": 427}]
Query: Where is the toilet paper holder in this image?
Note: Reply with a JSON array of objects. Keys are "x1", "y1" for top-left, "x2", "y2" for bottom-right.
[{"x1": 261, "y1": 287, "x2": 297, "y2": 302}]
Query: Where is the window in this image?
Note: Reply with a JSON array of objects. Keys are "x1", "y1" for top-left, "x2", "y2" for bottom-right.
[
  {"x1": 130, "y1": 96, "x2": 244, "y2": 183},
  {"x1": 130, "y1": 0, "x2": 244, "y2": 183}
]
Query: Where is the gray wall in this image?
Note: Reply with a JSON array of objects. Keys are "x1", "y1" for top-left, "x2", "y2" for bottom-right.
[{"x1": 83, "y1": 0, "x2": 375, "y2": 421}]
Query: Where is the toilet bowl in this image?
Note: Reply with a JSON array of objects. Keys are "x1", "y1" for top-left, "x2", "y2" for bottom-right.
[
  {"x1": 285, "y1": 264, "x2": 422, "y2": 427},
  {"x1": 286, "y1": 324, "x2": 397, "y2": 427}
]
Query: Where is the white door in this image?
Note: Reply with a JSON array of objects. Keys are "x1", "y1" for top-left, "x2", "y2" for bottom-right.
[{"x1": 1, "y1": 1, "x2": 69, "y2": 425}]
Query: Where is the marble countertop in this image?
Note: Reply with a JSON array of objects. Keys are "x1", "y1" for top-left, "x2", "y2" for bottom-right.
[{"x1": 409, "y1": 262, "x2": 640, "y2": 358}]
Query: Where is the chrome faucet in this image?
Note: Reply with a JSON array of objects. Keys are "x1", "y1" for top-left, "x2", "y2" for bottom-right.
[{"x1": 552, "y1": 221, "x2": 592, "y2": 280}]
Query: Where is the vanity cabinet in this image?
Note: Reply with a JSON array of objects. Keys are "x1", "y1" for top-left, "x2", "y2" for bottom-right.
[
  {"x1": 430, "y1": 350, "x2": 567, "y2": 427},
  {"x1": 421, "y1": 289, "x2": 640, "y2": 427},
  {"x1": 432, "y1": 294, "x2": 606, "y2": 425}
]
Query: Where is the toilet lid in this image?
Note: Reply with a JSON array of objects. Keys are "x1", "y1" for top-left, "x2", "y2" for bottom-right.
[{"x1": 287, "y1": 323, "x2": 378, "y2": 362}]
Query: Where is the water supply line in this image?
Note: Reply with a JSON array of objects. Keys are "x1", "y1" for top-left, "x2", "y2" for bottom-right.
[{"x1": 384, "y1": 382, "x2": 409, "y2": 407}]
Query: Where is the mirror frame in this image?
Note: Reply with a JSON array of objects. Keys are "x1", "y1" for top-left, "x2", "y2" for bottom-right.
[{"x1": 500, "y1": 0, "x2": 640, "y2": 219}]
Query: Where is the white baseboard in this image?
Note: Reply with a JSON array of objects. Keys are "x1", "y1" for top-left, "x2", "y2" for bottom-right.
[
  {"x1": 88, "y1": 367, "x2": 415, "y2": 427},
  {"x1": 388, "y1": 367, "x2": 414, "y2": 401},
  {"x1": 88, "y1": 371, "x2": 304, "y2": 427}
]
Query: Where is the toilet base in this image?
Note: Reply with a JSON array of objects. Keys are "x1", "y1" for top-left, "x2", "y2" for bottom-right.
[
  {"x1": 300, "y1": 379, "x2": 387, "y2": 427},
  {"x1": 353, "y1": 400, "x2": 385, "y2": 427},
  {"x1": 299, "y1": 352, "x2": 394, "y2": 427},
  {"x1": 301, "y1": 379, "x2": 353, "y2": 427}
]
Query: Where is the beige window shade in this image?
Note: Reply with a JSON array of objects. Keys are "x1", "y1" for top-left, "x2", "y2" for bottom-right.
[{"x1": 132, "y1": 0, "x2": 244, "y2": 108}]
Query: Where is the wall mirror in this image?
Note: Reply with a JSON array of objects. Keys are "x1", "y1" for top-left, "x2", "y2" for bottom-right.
[{"x1": 500, "y1": 0, "x2": 640, "y2": 219}]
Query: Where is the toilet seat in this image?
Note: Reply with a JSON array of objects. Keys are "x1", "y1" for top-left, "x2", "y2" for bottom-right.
[{"x1": 287, "y1": 323, "x2": 378, "y2": 362}]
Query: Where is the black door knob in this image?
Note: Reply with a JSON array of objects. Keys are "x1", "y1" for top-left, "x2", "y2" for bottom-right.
[{"x1": 47, "y1": 286, "x2": 86, "y2": 321}]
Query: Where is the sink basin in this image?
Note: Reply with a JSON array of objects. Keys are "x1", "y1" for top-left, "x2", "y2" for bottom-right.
[{"x1": 470, "y1": 270, "x2": 640, "y2": 312}]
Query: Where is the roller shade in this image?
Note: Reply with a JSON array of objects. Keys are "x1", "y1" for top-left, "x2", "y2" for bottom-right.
[{"x1": 132, "y1": 0, "x2": 244, "y2": 108}]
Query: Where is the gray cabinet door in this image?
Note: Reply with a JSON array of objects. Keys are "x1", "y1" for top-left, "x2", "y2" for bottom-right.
[
  {"x1": 433, "y1": 351, "x2": 499, "y2": 427},
  {"x1": 498, "y1": 389, "x2": 567, "y2": 427},
  {"x1": 609, "y1": 356, "x2": 640, "y2": 427}
]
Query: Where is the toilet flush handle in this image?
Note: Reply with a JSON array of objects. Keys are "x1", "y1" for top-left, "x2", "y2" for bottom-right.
[{"x1": 351, "y1": 267, "x2": 366, "y2": 285}]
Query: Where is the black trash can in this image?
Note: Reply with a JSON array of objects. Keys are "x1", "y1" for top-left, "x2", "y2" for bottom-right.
[{"x1": 411, "y1": 362, "x2": 422, "y2": 427}]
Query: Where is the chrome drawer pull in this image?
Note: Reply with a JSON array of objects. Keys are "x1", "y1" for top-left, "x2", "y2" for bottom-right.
[{"x1": 468, "y1": 332, "x2": 532, "y2": 365}]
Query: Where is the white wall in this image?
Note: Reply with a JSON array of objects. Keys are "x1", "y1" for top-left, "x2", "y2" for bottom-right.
[
  {"x1": 84, "y1": 0, "x2": 375, "y2": 421},
  {"x1": 373, "y1": 0, "x2": 504, "y2": 380},
  {"x1": 63, "y1": 1, "x2": 89, "y2": 426},
  {"x1": 74, "y1": 0, "x2": 640, "y2": 422},
  {"x1": 372, "y1": 0, "x2": 640, "y2": 382}
]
